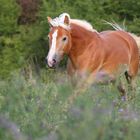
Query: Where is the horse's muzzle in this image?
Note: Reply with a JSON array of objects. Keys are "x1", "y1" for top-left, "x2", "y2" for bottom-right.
[{"x1": 46, "y1": 58, "x2": 57, "y2": 68}]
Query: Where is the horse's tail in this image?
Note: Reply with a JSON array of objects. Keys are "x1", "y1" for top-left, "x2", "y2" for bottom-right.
[
  {"x1": 127, "y1": 33, "x2": 140, "y2": 70},
  {"x1": 104, "y1": 21, "x2": 140, "y2": 49},
  {"x1": 129, "y1": 33, "x2": 140, "y2": 49}
]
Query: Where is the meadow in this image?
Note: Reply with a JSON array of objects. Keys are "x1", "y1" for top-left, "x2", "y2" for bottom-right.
[
  {"x1": 0, "y1": 0, "x2": 140, "y2": 140},
  {"x1": 1, "y1": 69, "x2": 140, "y2": 140}
]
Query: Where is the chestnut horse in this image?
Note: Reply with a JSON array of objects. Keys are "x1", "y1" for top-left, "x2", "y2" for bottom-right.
[{"x1": 46, "y1": 13, "x2": 139, "y2": 93}]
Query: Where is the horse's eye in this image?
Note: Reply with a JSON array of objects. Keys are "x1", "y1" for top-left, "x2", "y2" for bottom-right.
[{"x1": 62, "y1": 37, "x2": 67, "y2": 41}]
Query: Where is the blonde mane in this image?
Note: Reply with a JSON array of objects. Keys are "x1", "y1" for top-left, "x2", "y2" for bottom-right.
[
  {"x1": 70, "y1": 19, "x2": 97, "y2": 32},
  {"x1": 50, "y1": 13, "x2": 97, "y2": 32}
]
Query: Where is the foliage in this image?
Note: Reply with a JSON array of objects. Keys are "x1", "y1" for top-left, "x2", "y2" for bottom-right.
[
  {"x1": 0, "y1": 0, "x2": 20, "y2": 35},
  {"x1": 0, "y1": 72, "x2": 140, "y2": 140}
]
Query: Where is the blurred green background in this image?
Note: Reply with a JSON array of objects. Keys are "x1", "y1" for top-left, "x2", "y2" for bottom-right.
[{"x1": 0, "y1": 0, "x2": 140, "y2": 140}]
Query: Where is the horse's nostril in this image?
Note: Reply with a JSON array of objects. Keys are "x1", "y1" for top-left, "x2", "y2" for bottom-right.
[
  {"x1": 46, "y1": 58, "x2": 57, "y2": 68},
  {"x1": 52, "y1": 59, "x2": 56, "y2": 64}
]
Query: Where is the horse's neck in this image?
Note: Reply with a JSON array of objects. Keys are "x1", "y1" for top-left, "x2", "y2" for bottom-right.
[{"x1": 68, "y1": 24, "x2": 98, "y2": 69}]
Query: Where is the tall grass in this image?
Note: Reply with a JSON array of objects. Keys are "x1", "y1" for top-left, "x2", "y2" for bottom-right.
[{"x1": 0, "y1": 68, "x2": 140, "y2": 140}]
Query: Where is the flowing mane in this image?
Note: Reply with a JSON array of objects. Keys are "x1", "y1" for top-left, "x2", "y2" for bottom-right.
[
  {"x1": 70, "y1": 19, "x2": 97, "y2": 32},
  {"x1": 49, "y1": 13, "x2": 97, "y2": 32}
]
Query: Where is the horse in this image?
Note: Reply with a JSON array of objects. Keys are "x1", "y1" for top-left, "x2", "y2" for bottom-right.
[{"x1": 46, "y1": 13, "x2": 139, "y2": 97}]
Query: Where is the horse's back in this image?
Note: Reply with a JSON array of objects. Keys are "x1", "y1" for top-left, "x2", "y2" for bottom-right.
[
  {"x1": 100, "y1": 30, "x2": 138, "y2": 56},
  {"x1": 98, "y1": 30, "x2": 139, "y2": 76},
  {"x1": 100, "y1": 30, "x2": 136, "y2": 45}
]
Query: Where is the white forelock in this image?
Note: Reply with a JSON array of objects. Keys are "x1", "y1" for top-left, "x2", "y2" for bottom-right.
[
  {"x1": 50, "y1": 13, "x2": 70, "y2": 30},
  {"x1": 50, "y1": 13, "x2": 97, "y2": 32}
]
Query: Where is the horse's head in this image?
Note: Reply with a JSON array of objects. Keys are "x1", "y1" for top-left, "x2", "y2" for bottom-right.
[{"x1": 46, "y1": 13, "x2": 72, "y2": 68}]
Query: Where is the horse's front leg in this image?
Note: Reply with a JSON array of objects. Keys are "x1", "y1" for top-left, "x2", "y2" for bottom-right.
[{"x1": 67, "y1": 59, "x2": 78, "y2": 86}]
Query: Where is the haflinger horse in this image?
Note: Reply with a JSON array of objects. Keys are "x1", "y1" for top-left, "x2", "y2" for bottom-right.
[{"x1": 46, "y1": 13, "x2": 139, "y2": 98}]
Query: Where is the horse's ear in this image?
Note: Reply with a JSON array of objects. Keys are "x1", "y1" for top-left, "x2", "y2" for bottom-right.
[
  {"x1": 47, "y1": 16, "x2": 53, "y2": 27},
  {"x1": 64, "y1": 15, "x2": 70, "y2": 26}
]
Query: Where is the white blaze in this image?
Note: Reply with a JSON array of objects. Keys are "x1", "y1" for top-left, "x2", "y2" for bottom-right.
[{"x1": 47, "y1": 30, "x2": 58, "y2": 64}]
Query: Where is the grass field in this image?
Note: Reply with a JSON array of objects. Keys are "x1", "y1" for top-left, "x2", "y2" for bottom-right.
[{"x1": 0, "y1": 68, "x2": 140, "y2": 140}]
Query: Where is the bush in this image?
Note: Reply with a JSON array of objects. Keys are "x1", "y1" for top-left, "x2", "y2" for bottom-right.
[{"x1": 0, "y1": 0, "x2": 20, "y2": 35}]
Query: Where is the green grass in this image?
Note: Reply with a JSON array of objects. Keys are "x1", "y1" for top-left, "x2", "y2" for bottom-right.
[{"x1": 0, "y1": 69, "x2": 140, "y2": 140}]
